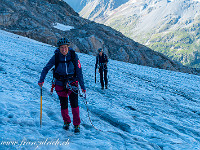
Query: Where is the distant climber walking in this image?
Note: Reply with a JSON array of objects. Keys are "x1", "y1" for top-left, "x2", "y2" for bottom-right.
[
  {"x1": 95, "y1": 48, "x2": 108, "y2": 89},
  {"x1": 38, "y1": 38, "x2": 86, "y2": 133}
]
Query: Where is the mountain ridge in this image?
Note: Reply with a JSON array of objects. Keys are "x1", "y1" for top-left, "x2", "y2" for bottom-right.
[{"x1": 0, "y1": 0, "x2": 199, "y2": 75}]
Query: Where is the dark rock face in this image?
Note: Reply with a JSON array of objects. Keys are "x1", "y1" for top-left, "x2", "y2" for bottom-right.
[{"x1": 0, "y1": 0, "x2": 199, "y2": 75}]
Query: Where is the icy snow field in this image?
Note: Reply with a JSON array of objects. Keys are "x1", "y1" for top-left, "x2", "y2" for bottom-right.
[{"x1": 0, "y1": 29, "x2": 200, "y2": 150}]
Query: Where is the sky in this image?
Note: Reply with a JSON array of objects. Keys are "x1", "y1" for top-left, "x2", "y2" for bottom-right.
[{"x1": 0, "y1": 29, "x2": 200, "y2": 150}]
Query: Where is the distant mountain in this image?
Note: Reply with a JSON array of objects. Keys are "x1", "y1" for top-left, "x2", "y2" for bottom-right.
[
  {"x1": 63, "y1": 0, "x2": 129, "y2": 14},
  {"x1": 63, "y1": 0, "x2": 88, "y2": 12},
  {"x1": 80, "y1": 0, "x2": 129, "y2": 21},
  {"x1": 0, "y1": 0, "x2": 199, "y2": 75},
  {"x1": 79, "y1": 0, "x2": 200, "y2": 68}
]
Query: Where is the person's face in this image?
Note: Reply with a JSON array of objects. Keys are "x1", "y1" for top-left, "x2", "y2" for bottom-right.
[
  {"x1": 99, "y1": 51, "x2": 103, "y2": 56},
  {"x1": 59, "y1": 45, "x2": 69, "y2": 55}
]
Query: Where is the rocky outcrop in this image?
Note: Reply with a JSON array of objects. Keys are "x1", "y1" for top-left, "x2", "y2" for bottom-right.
[{"x1": 0, "y1": 0, "x2": 199, "y2": 75}]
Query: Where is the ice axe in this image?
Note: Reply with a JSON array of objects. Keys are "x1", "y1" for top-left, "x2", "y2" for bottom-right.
[{"x1": 40, "y1": 87, "x2": 42, "y2": 128}]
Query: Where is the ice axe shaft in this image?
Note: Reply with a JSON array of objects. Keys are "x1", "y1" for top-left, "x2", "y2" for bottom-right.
[{"x1": 40, "y1": 87, "x2": 42, "y2": 128}]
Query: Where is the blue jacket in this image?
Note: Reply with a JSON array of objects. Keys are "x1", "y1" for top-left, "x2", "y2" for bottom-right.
[{"x1": 38, "y1": 48, "x2": 86, "y2": 91}]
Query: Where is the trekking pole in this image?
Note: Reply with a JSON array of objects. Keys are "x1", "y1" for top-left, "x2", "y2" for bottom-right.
[
  {"x1": 95, "y1": 66, "x2": 97, "y2": 83},
  {"x1": 40, "y1": 87, "x2": 42, "y2": 128}
]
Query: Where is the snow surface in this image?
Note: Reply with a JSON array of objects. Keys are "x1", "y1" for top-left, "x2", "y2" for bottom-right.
[
  {"x1": 53, "y1": 23, "x2": 74, "y2": 31},
  {"x1": 0, "y1": 29, "x2": 200, "y2": 150}
]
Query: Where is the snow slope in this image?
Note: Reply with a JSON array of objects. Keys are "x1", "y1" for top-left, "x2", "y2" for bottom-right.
[{"x1": 0, "y1": 30, "x2": 200, "y2": 150}]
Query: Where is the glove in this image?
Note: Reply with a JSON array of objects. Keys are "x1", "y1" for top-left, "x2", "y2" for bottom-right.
[
  {"x1": 38, "y1": 82, "x2": 44, "y2": 88},
  {"x1": 82, "y1": 89, "x2": 86, "y2": 93},
  {"x1": 82, "y1": 89, "x2": 86, "y2": 99}
]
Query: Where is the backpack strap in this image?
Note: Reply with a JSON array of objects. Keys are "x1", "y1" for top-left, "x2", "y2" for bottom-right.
[{"x1": 69, "y1": 49, "x2": 76, "y2": 77}]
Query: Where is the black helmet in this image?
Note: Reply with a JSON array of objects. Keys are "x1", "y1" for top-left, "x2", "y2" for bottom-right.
[
  {"x1": 98, "y1": 48, "x2": 103, "y2": 52},
  {"x1": 57, "y1": 38, "x2": 70, "y2": 47}
]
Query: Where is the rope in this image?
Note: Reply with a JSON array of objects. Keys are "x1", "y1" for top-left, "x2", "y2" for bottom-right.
[
  {"x1": 50, "y1": 81, "x2": 127, "y2": 148},
  {"x1": 63, "y1": 82, "x2": 162, "y2": 149},
  {"x1": 81, "y1": 94, "x2": 128, "y2": 150}
]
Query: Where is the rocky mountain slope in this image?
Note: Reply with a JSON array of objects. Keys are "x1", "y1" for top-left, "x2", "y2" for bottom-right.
[
  {"x1": 0, "y1": 0, "x2": 199, "y2": 75},
  {"x1": 79, "y1": 0, "x2": 200, "y2": 68}
]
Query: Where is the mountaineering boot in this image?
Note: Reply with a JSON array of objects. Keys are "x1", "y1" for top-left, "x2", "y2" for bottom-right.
[
  {"x1": 74, "y1": 125, "x2": 80, "y2": 133},
  {"x1": 63, "y1": 122, "x2": 70, "y2": 130}
]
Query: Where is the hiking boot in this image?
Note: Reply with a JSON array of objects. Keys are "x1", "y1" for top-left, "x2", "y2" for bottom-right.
[
  {"x1": 105, "y1": 85, "x2": 108, "y2": 89},
  {"x1": 63, "y1": 122, "x2": 70, "y2": 130},
  {"x1": 101, "y1": 86, "x2": 104, "y2": 90},
  {"x1": 74, "y1": 125, "x2": 80, "y2": 133}
]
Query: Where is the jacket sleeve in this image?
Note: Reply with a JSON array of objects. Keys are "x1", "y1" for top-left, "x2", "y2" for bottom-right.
[
  {"x1": 38, "y1": 55, "x2": 55, "y2": 83},
  {"x1": 74, "y1": 54, "x2": 86, "y2": 91}
]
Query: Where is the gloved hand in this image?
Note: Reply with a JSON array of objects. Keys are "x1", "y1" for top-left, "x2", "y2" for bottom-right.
[
  {"x1": 38, "y1": 82, "x2": 44, "y2": 88},
  {"x1": 82, "y1": 89, "x2": 86, "y2": 93},
  {"x1": 81, "y1": 89, "x2": 86, "y2": 99}
]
